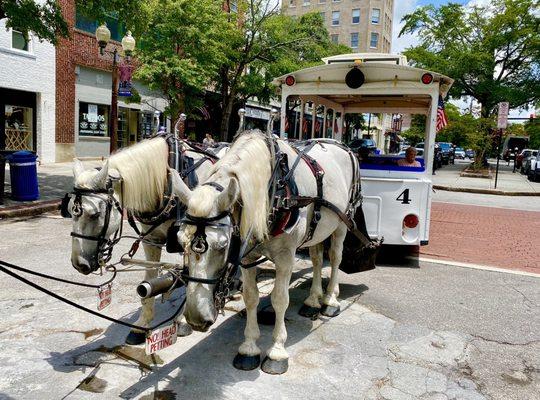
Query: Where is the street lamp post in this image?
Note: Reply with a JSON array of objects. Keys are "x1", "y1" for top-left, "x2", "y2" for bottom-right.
[{"x1": 95, "y1": 24, "x2": 136, "y2": 154}]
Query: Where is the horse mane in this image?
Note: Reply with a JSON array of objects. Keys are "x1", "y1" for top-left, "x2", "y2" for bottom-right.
[
  {"x1": 189, "y1": 130, "x2": 271, "y2": 241},
  {"x1": 109, "y1": 137, "x2": 169, "y2": 212}
]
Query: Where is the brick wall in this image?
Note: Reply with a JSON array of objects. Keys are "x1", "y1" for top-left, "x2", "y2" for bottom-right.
[{"x1": 55, "y1": 0, "x2": 122, "y2": 145}]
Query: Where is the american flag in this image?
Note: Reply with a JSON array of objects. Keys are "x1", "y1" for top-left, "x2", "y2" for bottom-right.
[{"x1": 436, "y1": 95, "x2": 449, "y2": 131}]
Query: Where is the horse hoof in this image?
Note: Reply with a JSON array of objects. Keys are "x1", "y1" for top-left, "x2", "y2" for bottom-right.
[
  {"x1": 257, "y1": 307, "x2": 275, "y2": 326},
  {"x1": 321, "y1": 304, "x2": 341, "y2": 317},
  {"x1": 125, "y1": 330, "x2": 146, "y2": 345},
  {"x1": 298, "y1": 304, "x2": 320, "y2": 319},
  {"x1": 261, "y1": 356, "x2": 288, "y2": 375},
  {"x1": 177, "y1": 322, "x2": 193, "y2": 337},
  {"x1": 233, "y1": 353, "x2": 261, "y2": 371}
]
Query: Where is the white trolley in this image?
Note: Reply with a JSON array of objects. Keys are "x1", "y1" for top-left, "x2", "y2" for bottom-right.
[{"x1": 273, "y1": 53, "x2": 454, "y2": 246}]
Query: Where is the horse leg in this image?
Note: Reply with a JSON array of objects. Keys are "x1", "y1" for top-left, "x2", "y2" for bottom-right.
[
  {"x1": 261, "y1": 250, "x2": 294, "y2": 375},
  {"x1": 299, "y1": 243, "x2": 324, "y2": 318},
  {"x1": 233, "y1": 267, "x2": 261, "y2": 370},
  {"x1": 125, "y1": 243, "x2": 161, "y2": 345},
  {"x1": 321, "y1": 224, "x2": 347, "y2": 317}
]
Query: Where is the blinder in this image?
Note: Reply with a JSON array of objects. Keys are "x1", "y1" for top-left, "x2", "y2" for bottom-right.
[{"x1": 67, "y1": 183, "x2": 124, "y2": 270}]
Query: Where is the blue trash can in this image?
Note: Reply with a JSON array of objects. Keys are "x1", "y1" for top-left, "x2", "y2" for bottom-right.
[{"x1": 8, "y1": 151, "x2": 40, "y2": 201}]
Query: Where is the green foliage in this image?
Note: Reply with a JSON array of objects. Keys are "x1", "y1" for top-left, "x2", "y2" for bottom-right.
[
  {"x1": 400, "y1": 0, "x2": 540, "y2": 117},
  {"x1": 0, "y1": 0, "x2": 151, "y2": 44},
  {"x1": 215, "y1": 4, "x2": 350, "y2": 140},
  {"x1": 0, "y1": 0, "x2": 68, "y2": 44},
  {"x1": 402, "y1": 115, "x2": 426, "y2": 146},
  {"x1": 524, "y1": 120, "x2": 540, "y2": 149},
  {"x1": 134, "y1": 0, "x2": 229, "y2": 122},
  {"x1": 436, "y1": 103, "x2": 477, "y2": 146}
]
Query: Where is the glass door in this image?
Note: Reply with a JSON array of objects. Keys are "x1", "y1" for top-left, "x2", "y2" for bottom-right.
[{"x1": 4, "y1": 105, "x2": 34, "y2": 151}]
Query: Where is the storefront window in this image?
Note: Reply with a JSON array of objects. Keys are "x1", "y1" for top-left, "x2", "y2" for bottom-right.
[
  {"x1": 11, "y1": 30, "x2": 29, "y2": 51},
  {"x1": 79, "y1": 102, "x2": 109, "y2": 137},
  {"x1": 4, "y1": 105, "x2": 33, "y2": 151},
  {"x1": 75, "y1": 10, "x2": 124, "y2": 42}
]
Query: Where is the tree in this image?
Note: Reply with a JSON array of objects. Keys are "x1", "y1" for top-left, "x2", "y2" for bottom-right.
[
  {"x1": 216, "y1": 2, "x2": 349, "y2": 141},
  {"x1": 134, "y1": 0, "x2": 229, "y2": 129},
  {"x1": 436, "y1": 103, "x2": 477, "y2": 146},
  {"x1": 402, "y1": 115, "x2": 426, "y2": 146},
  {"x1": 524, "y1": 119, "x2": 540, "y2": 149},
  {"x1": 0, "y1": 0, "x2": 150, "y2": 44},
  {"x1": 400, "y1": 0, "x2": 540, "y2": 118}
]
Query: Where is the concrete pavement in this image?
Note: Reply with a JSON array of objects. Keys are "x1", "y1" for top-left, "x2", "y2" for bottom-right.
[
  {"x1": 432, "y1": 160, "x2": 540, "y2": 194},
  {"x1": 0, "y1": 214, "x2": 539, "y2": 399},
  {"x1": 1, "y1": 160, "x2": 102, "y2": 217}
]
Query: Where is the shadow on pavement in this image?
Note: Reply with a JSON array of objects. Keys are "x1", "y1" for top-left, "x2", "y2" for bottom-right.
[
  {"x1": 376, "y1": 244, "x2": 420, "y2": 268},
  {"x1": 43, "y1": 263, "x2": 369, "y2": 399}
]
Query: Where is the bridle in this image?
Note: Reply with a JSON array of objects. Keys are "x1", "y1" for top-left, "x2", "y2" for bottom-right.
[
  {"x1": 178, "y1": 182, "x2": 242, "y2": 312},
  {"x1": 65, "y1": 181, "x2": 124, "y2": 269}
]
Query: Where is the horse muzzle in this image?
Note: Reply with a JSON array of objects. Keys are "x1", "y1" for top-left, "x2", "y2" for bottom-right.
[{"x1": 71, "y1": 255, "x2": 98, "y2": 275}]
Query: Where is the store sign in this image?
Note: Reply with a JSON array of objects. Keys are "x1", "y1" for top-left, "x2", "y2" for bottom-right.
[
  {"x1": 80, "y1": 102, "x2": 108, "y2": 136},
  {"x1": 245, "y1": 106, "x2": 270, "y2": 121}
]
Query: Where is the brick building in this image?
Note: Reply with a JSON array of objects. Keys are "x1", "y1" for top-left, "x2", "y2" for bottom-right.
[
  {"x1": 55, "y1": 0, "x2": 167, "y2": 162},
  {"x1": 282, "y1": 0, "x2": 394, "y2": 53}
]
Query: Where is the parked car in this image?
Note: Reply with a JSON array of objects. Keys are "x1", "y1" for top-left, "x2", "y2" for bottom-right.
[
  {"x1": 516, "y1": 149, "x2": 535, "y2": 171},
  {"x1": 436, "y1": 142, "x2": 454, "y2": 165},
  {"x1": 465, "y1": 149, "x2": 475, "y2": 159},
  {"x1": 348, "y1": 138, "x2": 377, "y2": 153},
  {"x1": 454, "y1": 147, "x2": 466, "y2": 159},
  {"x1": 527, "y1": 150, "x2": 540, "y2": 182},
  {"x1": 522, "y1": 151, "x2": 537, "y2": 175}
]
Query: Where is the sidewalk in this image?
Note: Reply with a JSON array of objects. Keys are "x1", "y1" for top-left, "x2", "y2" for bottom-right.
[
  {"x1": 1, "y1": 160, "x2": 102, "y2": 218},
  {"x1": 432, "y1": 159, "x2": 540, "y2": 195}
]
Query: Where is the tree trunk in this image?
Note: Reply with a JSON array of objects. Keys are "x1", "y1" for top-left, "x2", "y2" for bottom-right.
[{"x1": 220, "y1": 94, "x2": 235, "y2": 142}]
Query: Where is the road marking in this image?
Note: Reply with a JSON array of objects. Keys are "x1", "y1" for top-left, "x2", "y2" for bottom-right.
[
  {"x1": 411, "y1": 256, "x2": 540, "y2": 278},
  {"x1": 433, "y1": 200, "x2": 540, "y2": 213}
]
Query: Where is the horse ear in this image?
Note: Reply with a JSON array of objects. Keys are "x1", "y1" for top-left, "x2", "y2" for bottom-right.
[
  {"x1": 170, "y1": 168, "x2": 192, "y2": 205},
  {"x1": 92, "y1": 160, "x2": 109, "y2": 188},
  {"x1": 217, "y1": 178, "x2": 238, "y2": 212},
  {"x1": 73, "y1": 159, "x2": 85, "y2": 179}
]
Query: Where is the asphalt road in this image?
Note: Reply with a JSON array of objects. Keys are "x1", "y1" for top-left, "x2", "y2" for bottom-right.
[{"x1": 0, "y1": 214, "x2": 538, "y2": 400}]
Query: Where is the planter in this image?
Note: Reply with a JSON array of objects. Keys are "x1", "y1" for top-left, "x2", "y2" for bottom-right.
[{"x1": 459, "y1": 165, "x2": 493, "y2": 179}]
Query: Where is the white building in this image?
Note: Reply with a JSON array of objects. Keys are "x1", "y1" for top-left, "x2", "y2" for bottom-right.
[{"x1": 0, "y1": 18, "x2": 56, "y2": 163}]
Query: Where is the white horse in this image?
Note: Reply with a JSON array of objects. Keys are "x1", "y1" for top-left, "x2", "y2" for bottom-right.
[
  {"x1": 172, "y1": 130, "x2": 361, "y2": 374},
  {"x1": 69, "y1": 136, "x2": 218, "y2": 344}
]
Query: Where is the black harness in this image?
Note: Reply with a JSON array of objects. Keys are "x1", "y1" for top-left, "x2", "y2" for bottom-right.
[
  {"x1": 66, "y1": 182, "x2": 124, "y2": 268},
  {"x1": 178, "y1": 182, "x2": 243, "y2": 311}
]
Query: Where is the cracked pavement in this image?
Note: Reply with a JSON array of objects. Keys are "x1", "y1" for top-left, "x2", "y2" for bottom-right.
[{"x1": 0, "y1": 214, "x2": 539, "y2": 399}]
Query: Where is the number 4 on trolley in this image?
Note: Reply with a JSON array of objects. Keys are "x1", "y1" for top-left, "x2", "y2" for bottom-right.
[{"x1": 396, "y1": 189, "x2": 411, "y2": 204}]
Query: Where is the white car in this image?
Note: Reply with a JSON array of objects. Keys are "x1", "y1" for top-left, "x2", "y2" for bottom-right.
[{"x1": 454, "y1": 147, "x2": 466, "y2": 159}]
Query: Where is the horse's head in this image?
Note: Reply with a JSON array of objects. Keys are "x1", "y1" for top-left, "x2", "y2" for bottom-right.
[
  {"x1": 172, "y1": 171, "x2": 239, "y2": 331},
  {"x1": 68, "y1": 160, "x2": 123, "y2": 275}
]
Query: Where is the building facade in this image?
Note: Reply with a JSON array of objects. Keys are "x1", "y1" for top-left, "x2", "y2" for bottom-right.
[
  {"x1": 55, "y1": 0, "x2": 168, "y2": 162},
  {"x1": 0, "y1": 17, "x2": 56, "y2": 163},
  {"x1": 282, "y1": 0, "x2": 393, "y2": 53}
]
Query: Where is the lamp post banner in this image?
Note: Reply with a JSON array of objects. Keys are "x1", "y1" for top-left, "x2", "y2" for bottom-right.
[{"x1": 118, "y1": 64, "x2": 134, "y2": 97}]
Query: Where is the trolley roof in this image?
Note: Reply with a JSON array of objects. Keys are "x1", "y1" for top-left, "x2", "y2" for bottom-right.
[{"x1": 273, "y1": 61, "x2": 454, "y2": 115}]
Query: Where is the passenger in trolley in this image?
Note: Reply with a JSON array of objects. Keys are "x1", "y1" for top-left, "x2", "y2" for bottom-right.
[{"x1": 397, "y1": 147, "x2": 422, "y2": 168}]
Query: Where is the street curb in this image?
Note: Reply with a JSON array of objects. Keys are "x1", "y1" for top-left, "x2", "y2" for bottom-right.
[
  {"x1": 0, "y1": 199, "x2": 61, "y2": 219},
  {"x1": 433, "y1": 185, "x2": 540, "y2": 196}
]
